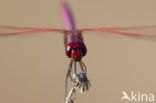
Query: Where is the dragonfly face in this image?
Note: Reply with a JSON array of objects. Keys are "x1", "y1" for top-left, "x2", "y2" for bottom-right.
[{"x1": 66, "y1": 42, "x2": 87, "y2": 61}]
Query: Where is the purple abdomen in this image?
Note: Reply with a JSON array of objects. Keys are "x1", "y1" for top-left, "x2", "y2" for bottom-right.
[{"x1": 60, "y1": 2, "x2": 75, "y2": 30}]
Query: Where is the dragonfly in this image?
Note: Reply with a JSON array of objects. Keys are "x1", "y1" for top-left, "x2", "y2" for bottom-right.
[{"x1": 0, "y1": 1, "x2": 156, "y2": 102}]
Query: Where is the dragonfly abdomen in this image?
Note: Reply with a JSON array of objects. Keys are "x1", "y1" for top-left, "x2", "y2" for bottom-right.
[{"x1": 60, "y1": 2, "x2": 75, "y2": 30}]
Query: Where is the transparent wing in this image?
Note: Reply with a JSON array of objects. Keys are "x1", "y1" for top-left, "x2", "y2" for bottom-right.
[
  {"x1": 93, "y1": 25, "x2": 156, "y2": 31},
  {"x1": 0, "y1": 25, "x2": 66, "y2": 36},
  {"x1": 81, "y1": 25, "x2": 156, "y2": 39}
]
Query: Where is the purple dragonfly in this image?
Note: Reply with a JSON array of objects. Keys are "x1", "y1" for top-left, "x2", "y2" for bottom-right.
[{"x1": 0, "y1": 2, "x2": 156, "y2": 102}]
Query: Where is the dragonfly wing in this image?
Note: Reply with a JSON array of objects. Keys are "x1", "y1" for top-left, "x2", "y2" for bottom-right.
[
  {"x1": 96, "y1": 25, "x2": 156, "y2": 31},
  {"x1": 81, "y1": 25, "x2": 156, "y2": 40},
  {"x1": 0, "y1": 25, "x2": 66, "y2": 36}
]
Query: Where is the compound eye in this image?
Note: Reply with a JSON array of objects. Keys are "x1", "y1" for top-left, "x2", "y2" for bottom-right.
[
  {"x1": 66, "y1": 43, "x2": 74, "y2": 58},
  {"x1": 76, "y1": 42, "x2": 87, "y2": 56},
  {"x1": 81, "y1": 44, "x2": 87, "y2": 56}
]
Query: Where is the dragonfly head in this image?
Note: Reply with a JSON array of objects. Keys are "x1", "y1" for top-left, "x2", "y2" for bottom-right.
[{"x1": 66, "y1": 42, "x2": 87, "y2": 61}]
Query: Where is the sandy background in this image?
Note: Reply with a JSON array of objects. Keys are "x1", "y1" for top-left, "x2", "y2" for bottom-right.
[{"x1": 0, "y1": 0, "x2": 156, "y2": 103}]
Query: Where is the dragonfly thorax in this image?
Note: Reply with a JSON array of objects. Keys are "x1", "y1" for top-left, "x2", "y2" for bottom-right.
[{"x1": 66, "y1": 42, "x2": 87, "y2": 61}]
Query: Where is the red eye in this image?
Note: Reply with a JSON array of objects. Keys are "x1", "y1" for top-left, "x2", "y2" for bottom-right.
[
  {"x1": 76, "y1": 42, "x2": 87, "y2": 56},
  {"x1": 66, "y1": 43, "x2": 74, "y2": 57},
  {"x1": 66, "y1": 42, "x2": 87, "y2": 59}
]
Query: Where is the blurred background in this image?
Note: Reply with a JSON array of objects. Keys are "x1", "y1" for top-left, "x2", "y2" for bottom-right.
[{"x1": 0, "y1": 0, "x2": 156, "y2": 103}]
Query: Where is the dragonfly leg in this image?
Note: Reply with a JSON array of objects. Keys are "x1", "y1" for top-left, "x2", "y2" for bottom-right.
[
  {"x1": 65, "y1": 60, "x2": 73, "y2": 101},
  {"x1": 79, "y1": 61, "x2": 87, "y2": 74},
  {"x1": 74, "y1": 61, "x2": 77, "y2": 72}
]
